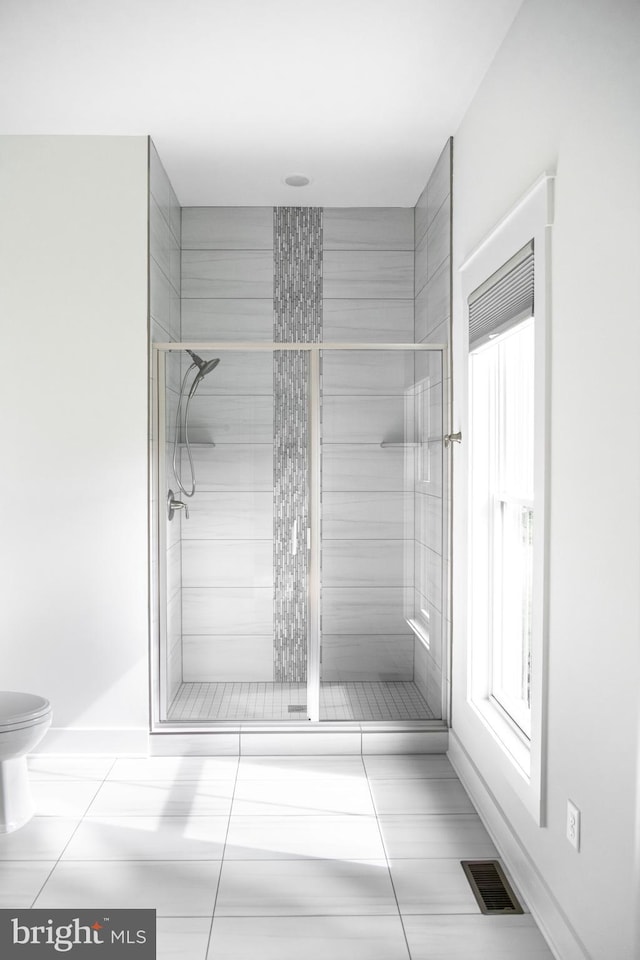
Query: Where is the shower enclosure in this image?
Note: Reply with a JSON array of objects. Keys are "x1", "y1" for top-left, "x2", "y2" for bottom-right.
[{"x1": 152, "y1": 341, "x2": 448, "y2": 726}]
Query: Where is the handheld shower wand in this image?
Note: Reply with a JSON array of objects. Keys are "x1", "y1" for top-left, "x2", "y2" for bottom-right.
[
  {"x1": 172, "y1": 351, "x2": 221, "y2": 499},
  {"x1": 186, "y1": 350, "x2": 221, "y2": 397}
]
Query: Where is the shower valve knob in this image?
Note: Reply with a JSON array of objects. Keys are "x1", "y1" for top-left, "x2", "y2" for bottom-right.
[{"x1": 167, "y1": 490, "x2": 189, "y2": 521}]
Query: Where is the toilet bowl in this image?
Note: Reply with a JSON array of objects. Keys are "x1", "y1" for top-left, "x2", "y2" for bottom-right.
[{"x1": 0, "y1": 692, "x2": 52, "y2": 833}]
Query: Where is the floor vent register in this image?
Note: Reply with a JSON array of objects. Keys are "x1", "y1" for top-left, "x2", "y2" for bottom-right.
[{"x1": 461, "y1": 860, "x2": 524, "y2": 915}]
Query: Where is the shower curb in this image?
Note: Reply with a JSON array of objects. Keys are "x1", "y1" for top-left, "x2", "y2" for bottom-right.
[{"x1": 148, "y1": 724, "x2": 448, "y2": 757}]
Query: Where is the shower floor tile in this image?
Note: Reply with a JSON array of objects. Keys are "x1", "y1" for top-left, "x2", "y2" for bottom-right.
[{"x1": 167, "y1": 681, "x2": 435, "y2": 722}]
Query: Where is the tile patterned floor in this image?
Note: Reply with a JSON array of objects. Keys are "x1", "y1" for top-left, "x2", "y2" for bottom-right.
[
  {"x1": 168, "y1": 681, "x2": 435, "y2": 722},
  {"x1": 0, "y1": 754, "x2": 556, "y2": 959}
]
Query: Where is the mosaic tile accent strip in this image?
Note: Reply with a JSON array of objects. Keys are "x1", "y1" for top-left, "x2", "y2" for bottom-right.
[
  {"x1": 273, "y1": 349, "x2": 309, "y2": 681},
  {"x1": 273, "y1": 208, "x2": 323, "y2": 681},
  {"x1": 274, "y1": 207, "x2": 322, "y2": 343}
]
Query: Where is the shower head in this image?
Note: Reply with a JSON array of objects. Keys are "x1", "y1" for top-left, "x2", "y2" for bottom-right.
[
  {"x1": 186, "y1": 350, "x2": 221, "y2": 397},
  {"x1": 186, "y1": 350, "x2": 220, "y2": 377}
]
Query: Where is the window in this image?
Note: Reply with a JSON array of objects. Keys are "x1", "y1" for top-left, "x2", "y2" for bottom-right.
[
  {"x1": 470, "y1": 317, "x2": 534, "y2": 738},
  {"x1": 467, "y1": 236, "x2": 538, "y2": 761},
  {"x1": 454, "y1": 173, "x2": 552, "y2": 824}
]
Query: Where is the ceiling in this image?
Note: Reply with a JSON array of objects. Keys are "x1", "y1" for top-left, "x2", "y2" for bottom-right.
[{"x1": 0, "y1": 0, "x2": 523, "y2": 206}]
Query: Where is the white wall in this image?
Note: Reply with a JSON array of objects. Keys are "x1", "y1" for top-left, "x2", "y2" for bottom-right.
[
  {"x1": 450, "y1": 2, "x2": 640, "y2": 958},
  {"x1": 0, "y1": 136, "x2": 150, "y2": 752}
]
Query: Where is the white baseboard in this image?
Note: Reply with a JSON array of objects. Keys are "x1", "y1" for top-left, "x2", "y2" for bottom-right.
[
  {"x1": 35, "y1": 726, "x2": 149, "y2": 755},
  {"x1": 448, "y1": 731, "x2": 591, "y2": 960}
]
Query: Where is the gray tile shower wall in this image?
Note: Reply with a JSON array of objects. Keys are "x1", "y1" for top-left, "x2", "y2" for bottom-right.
[
  {"x1": 177, "y1": 196, "x2": 449, "y2": 705},
  {"x1": 323, "y1": 251, "x2": 414, "y2": 299},
  {"x1": 414, "y1": 142, "x2": 452, "y2": 343},
  {"x1": 181, "y1": 206, "x2": 274, "y2": 343},
  {"x1": 323, "y1": 210, "x2": 414, "y2": 341},
  {"x1": 323, "y1": 208, "x2": 414, "y2": 250},
  {"x1": 182, "y1": 250, "x2": 273, "y2": 298},
  {"x1": 413, "y1": 138, "x2": 452, "y2": 716},
  {"x1": 181, "y1": 207, "x2": 275, "y2": 682},
  {"x1": 182, "y1": 206, "x2": 273, "y2": 249},
  {"x1": 321, "y1": 208, "x2": 415, "y2": 683},
  {"x1": 179, "y1": 205, "x2": 422, "y2": 687},
  {"x1": 149, "y1": 140, "x2": 182, "y2": 707},
  {"x1": 150, "y1": 146, "x2": 181, "y2": 343}
]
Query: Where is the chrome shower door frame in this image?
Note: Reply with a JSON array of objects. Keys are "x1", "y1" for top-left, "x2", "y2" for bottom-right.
[{"x1": 151, "y1": 341, "x2": 449, "y2": 727}]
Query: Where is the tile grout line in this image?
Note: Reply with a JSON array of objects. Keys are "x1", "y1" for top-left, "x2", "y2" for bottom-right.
[
  {"x1": 362, "y1": 764, "x2": 414, "y2": 960},
  {"x1": 28, "y1": 757, "x2": 118, "y2": 908},
  {"x1": 204, "y1": 754, "x2": 240, "y2": 958}
]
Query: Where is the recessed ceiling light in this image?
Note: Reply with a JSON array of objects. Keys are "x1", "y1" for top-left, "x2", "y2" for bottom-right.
[{"x1": 284, "y1": 174, "x2": 311, "y2": 187}]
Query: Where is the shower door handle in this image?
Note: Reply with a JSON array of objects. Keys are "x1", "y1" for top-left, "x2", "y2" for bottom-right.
[{"x1": 291, "y1": 520, "x2": 298, "y2": 555}]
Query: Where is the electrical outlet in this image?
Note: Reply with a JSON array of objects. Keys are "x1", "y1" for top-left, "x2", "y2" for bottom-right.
[{"x1": 566, "y1": 800, "x2": 581, "y2": 851}]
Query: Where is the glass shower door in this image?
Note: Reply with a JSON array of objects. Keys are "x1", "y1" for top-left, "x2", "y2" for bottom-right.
[
  {"x1": 155, "y1": 343, "x2": 446, "y2": 726},
  {"x1": 158, "y1": 346, "x2": 312, "y2": 723},
  {"x1": 318, "y1": 347, "x2": 445, "y2": 721}
]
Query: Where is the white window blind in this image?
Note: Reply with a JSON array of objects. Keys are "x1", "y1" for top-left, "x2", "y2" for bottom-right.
[{"x1": 468, "y1": 241, "x2": 534, "y2": 349}]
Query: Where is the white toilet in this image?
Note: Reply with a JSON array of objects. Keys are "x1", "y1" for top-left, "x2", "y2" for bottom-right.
[{"x1": 0, "y1": 692, "x2": 52, "y2": 833}]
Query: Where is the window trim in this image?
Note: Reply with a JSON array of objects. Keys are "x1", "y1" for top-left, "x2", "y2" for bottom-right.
[{"x1": 457, "y1": 174, "x2": 553, "y2": 825}]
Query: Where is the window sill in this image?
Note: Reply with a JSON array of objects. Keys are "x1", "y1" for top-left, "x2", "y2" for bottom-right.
[{"x1": 470, "y1": 696, "x2": 531, "y2": 781}]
